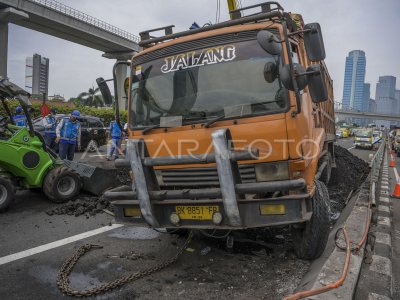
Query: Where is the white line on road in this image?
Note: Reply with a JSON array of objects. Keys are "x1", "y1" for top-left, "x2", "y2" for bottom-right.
[
  {"x1": 394, "y1": 167, "x2": 399, "y2": 183},
  {"x1": 0, "y1": 224, "x2": 124, "y2": 266},
  {"x1": 347, "y1": 146, "x2": 355, "y2": 150}
]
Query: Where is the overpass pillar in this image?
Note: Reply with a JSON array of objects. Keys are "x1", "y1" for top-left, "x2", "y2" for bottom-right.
[
  {"x1": 0, "y1": 21, "x2": 8, "y2": 77},
  {"x1": 115, "y1": 62, "x2": 129, "y2": 111}
]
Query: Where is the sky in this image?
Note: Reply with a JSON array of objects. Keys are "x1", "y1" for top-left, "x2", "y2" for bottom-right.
[{"x1": 6, "y1": 0, "x2": 400, "y2": 101}]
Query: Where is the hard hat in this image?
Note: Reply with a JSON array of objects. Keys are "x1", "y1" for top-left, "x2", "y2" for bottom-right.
[
  {"x1": 16, "y1": 106, "x2": 22, "y2": 113},
  {"x1": 72, "y1": 110, "x2": 80, "y2": 117},
  {"x1": 50, "y1": 108, "x2": 57, "y2": 114}
]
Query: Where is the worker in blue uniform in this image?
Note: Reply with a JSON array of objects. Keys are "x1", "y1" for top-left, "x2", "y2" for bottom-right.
[
  {"x1": 43, "y1": 108, "x2": 58, "y2": 149},
  {"x1": 56, "y1": 110, "x2": 81, "y2": 161},
  {"x1": 13, "y1": 106, "x2": 27, "y2": 126},
  {"x1": 107, "y1": 119, "x2": 124, "y2": 160}
]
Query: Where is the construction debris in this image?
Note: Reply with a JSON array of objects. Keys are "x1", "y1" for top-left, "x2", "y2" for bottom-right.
[
  {"x1": 45, "y1": 195, "x2": 111, "y2": 217},
  {"x1": 329, "y1": 145, "x2": 370, "y2": 213}
]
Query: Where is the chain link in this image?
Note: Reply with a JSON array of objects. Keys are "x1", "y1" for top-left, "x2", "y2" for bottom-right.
[{"x1": 56, "y1": 231, "x2": 194, "y2": 297}]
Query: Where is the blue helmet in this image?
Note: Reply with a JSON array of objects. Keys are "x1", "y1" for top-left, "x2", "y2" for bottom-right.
[
  {"x1": 50, "y1": 108, "x2": 57, "y2": 114},
  {"x1": 16, "y1": 106, "x2": 22, "y2": 113},
  {"x1": 72, "y1": 110, "x2": 80, "y2": 117}
]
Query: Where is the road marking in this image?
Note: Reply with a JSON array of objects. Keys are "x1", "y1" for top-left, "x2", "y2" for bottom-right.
[
  {"x1": 394, "y1": 167, "x2": 400, "y2": 183},
  {"x1": 368, "y1": 292, "x2": 391, "y2": 300},
  {"x1": 381, "y1": 185, "x2": 389, "y2": 191},
  {"x1": 378, "y1": 216, "x2": 391, "y2": 227},
  {"x1": 347, "y1": 146, "x2": 355, "y2": 150},
  {"x1": 380, "y1": 197, "x2": 390, "y2": 203},
  {"x1": 375, "y1": 232, "x2": 391, "y2": 247},
  {"x1": 370, "y1": 255, "x2": 392, "y2": 277},
  {"x1": 378, "y1": 205, "x2": 390, "y2": 213},
  {"x1": 0, "y1": 224, "x2": 124, "y2": 266}
]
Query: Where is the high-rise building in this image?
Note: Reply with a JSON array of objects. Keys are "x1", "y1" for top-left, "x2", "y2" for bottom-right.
[
  {"x1": 375, "y1": 76, "x2": 397, "y2": 127},
  {"x1": 25, "y1": 53, "x2": 49, "y2": 97},
  {"x1": 342, "y1": 50, "x2": 368, "y2": 111},
  {"x1": 362, "y1": 83, "x2": 370, "y2": 112},
  {"x1": 368, "y1": 98, "x2": 377, "y2": 126},
  {"x1": 368, "y1": 98, "x2": 377, "y2": 113}
]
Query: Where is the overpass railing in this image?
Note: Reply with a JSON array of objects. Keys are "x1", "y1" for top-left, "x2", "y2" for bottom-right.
[{"x1": 29, "y1": 0, "x2": 140, "y2": 43}]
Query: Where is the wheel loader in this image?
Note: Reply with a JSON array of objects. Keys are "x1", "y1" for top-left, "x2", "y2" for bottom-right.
[{"x1": 0, "y1": 78, "x2": 81, "y2": 212}]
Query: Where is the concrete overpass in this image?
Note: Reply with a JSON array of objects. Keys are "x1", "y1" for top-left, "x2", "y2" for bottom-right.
[
  {"x1": 335, "y1": 110, "x2": 400, "y2": 122},
  {"x1": 0, "y1": 0, "x2": 141, "y2": 107}
]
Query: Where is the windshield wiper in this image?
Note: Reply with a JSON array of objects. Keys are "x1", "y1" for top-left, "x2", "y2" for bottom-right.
[{"x1": 204, "y1": 115, "x2": 226, "y2": 128}]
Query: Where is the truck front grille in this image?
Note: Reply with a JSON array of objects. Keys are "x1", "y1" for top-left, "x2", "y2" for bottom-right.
[{"x1": 159, "y1": 165, "x2": 256, "y2": 188}]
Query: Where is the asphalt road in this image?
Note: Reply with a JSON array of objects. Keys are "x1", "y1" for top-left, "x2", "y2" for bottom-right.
[
  {"x1": 336, "y1": 136, "x2": 378, "y2": 162},
  {"x1": 0, "y1": 137, "x2": 376, "y2": 300}
]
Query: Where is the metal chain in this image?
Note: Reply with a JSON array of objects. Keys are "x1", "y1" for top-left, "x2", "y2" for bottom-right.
[{"x1": 56, "y1": 231, "x2": 194, "y2": 297}]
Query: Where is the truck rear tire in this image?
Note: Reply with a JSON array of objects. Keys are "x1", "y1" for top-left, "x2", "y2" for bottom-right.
[
  {"x1": 0, "y1": 177, "x2": 15, "y2": 212},
  {"x1": 43, "y1": 167, "x2": 81, "y2": 203},
  {"x1": 291, "y1": 180, "x2": 331, "y2": 260}
]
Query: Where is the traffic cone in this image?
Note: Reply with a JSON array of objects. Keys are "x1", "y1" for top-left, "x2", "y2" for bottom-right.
[
  {"x1": 392, "y1": 180, "x2": 400, "y2": 198},
  {"x1": 389, "y1": 156, "x2": 396, "y2": 167}
]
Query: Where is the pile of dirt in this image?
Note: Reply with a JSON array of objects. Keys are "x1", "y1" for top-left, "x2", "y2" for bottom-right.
[
  {"x1": 328, "y1": 145, "x2": 370, "y2": 213},
  {"x1": 45, "y1": 195, "x2": 112, "y2": 217}
]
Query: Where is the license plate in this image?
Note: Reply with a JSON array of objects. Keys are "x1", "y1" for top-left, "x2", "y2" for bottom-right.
[{"x1": 175, "y1": 206, "x2": 219, "y2": 220}]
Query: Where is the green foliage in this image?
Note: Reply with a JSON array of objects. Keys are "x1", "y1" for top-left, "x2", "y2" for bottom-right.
[
  {"x1": 0, "y1": 100, "x2": 126, "y2": 126},
  {"x1": 77, "y1": 87, "x2": 104, "y2": 108}
]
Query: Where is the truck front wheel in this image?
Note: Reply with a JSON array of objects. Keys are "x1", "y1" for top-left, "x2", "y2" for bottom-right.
[
  {"x1": 291, "y1": 180, "x2": 331, "y2": 260},
  {"x1": 43, "y1": 167, "x2": 81, "y2": 203},
  {"x1": 0, "y1": 177, "x2": 15, "y2": 213}
]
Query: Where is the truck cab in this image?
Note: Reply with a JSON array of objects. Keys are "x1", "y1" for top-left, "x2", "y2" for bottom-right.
[{"x1": 102, "y1": 2, "x2": 335, "y2": 260}]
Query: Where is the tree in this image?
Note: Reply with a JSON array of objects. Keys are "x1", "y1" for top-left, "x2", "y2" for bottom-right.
[{"x1": 77, "y1": 87, "x2": 104, "y2": 108}]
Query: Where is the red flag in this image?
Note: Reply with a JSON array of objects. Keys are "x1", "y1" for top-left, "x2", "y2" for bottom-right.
[{"x1": 40, "y1": 103, "x2": 51, "y2": 117}]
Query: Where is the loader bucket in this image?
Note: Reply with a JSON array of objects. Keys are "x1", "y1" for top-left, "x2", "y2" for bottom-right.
[{"x1": 63, "y1": 160, "x2": 130, "y2": 195}]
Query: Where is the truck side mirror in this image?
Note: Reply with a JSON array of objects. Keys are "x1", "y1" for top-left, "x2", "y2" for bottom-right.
[
  {"x1": 96, "y1": 77, "x2": 113, "y2": 105},
  {"x1": 306, "y1": 64, "x2": 328, "y2": 103},
  {"x1": 257, "y1": 30, "x2": 282, "y2": 55},
  {"x1": 279, "y1": 63, "x2": 308, "y2": 91},
  {"x1": 304, "y1": 23, "x2": 326, "y2": 61}
]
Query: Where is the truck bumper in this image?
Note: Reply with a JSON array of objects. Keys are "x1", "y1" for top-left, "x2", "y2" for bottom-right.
[
  {"x1": 354, "y1": 142, "x2": 372, "y2": 149},
  {"x1": 104, "y1": 128, "x2": 311, "y2": 229}
]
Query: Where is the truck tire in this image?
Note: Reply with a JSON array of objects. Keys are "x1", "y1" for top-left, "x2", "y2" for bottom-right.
[
  {"x1": 318, "y1": 153, "x2": 332, "y2": 185},
  {"x1": 291, "y1": 180, "x2": 331, "y2": 260},
  {"x1": 0, "y1": 177, "x2": 15, "y2": 213},
  {"x1": 43, "y1": 167, "x2": 81, "y2": 203}
]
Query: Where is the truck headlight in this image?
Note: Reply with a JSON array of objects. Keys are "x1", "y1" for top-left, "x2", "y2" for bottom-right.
[{"x1": 255, "y1": 162, "x2": 289, "y2": 182}]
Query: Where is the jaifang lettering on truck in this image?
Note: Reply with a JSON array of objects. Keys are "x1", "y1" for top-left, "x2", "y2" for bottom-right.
[{"x1": 161, "y1": 45, "x2": 236, "y2": 73}]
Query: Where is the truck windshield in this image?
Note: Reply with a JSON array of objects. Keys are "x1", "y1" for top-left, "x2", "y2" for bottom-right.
[{"x1": 129, "y1": 39, "x2": 289, "y2": 128}]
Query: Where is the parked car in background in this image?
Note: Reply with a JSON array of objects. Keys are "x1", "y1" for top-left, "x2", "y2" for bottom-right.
[
  {"x1": 33, "y1": 114, "x2": 107, "y2": 152},
  {"x1": 335, "y1": 129, "x2": 343, "y2": 139}
]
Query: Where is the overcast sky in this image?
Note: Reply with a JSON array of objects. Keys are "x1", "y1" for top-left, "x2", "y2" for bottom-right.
[{"x1": 6, "y1": 0, "x2": 400, "y2": 101}]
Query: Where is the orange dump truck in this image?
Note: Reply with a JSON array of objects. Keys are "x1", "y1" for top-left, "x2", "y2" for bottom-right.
[{"x1": 101, "y1": 2, "x2": 336, "y2": 259}]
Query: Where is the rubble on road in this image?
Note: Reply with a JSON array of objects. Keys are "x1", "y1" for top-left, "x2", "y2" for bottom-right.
[
  {"x1": 329, "y1": 145, "x2": 370, "y2": 213},
  {"x1": 45, "y1": 195, "x2": 111, "y2": 217}
]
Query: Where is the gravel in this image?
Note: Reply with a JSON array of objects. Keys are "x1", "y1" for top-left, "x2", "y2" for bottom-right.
[
  {"x1": 45, "y1": 195, "x2": 111, "y2": 217},
  {"x1": 329, "y1": 145, "x2": 370, "y2": 213}
]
